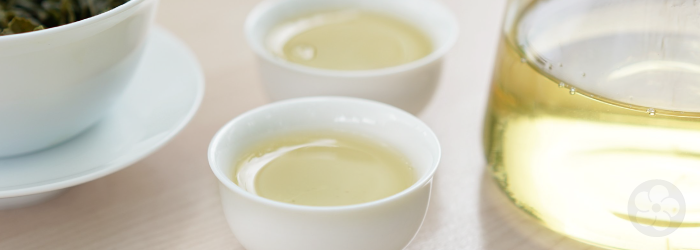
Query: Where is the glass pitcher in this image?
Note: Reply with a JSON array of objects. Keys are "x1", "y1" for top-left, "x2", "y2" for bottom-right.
[{"x1": 484, "y1": 0, "x2": 700, "y2": 249}]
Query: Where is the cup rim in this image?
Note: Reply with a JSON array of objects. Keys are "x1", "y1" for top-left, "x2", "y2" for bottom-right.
[
  {"x1": 0, "y1": 0, "x2": 150, "y2": 42},
  {"x1": 244, "y1": 0, "x2": 459, "y2": 78},
  {"x1": 208, "y1": 96, "x2": 441, "y2": 211}
]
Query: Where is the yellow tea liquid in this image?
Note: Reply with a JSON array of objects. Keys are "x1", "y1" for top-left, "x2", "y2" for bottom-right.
[
  {"x1": 232, "y1": 131, "x2": 415, "y2": 206},
  {"x1": 485, "y1": 1, "x2": 700, "y2": 249},
  {"x1": 266, "y1": 10, "x2": 432, "y2": 70}
]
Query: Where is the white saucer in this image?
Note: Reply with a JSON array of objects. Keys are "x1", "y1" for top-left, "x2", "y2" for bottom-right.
[{"x1": 0, "y1": 27, "x2": 204, "y2": 209}]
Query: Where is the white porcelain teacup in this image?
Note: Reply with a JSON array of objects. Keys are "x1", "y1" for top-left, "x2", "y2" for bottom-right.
[
  {"x1": 0, "y1": 0, "x2": 159, "y2": 157},
  {"x1": 208, "y1": 97, "x2": 441, "y2": 250},
  {"x1": 245, "y1": 0, "x2": 459, "y2": 115}
]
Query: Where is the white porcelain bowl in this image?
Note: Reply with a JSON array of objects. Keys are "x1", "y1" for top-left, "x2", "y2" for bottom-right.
[
  {"x1": 245, "y1": 0, "x2": 459, "y2": 115},
  {"x1": 209, "y1": 97, "x2": 441, "y2": 250},
  {"x1": 0, "y1": 0, "x2": 159, "y2": 157}
]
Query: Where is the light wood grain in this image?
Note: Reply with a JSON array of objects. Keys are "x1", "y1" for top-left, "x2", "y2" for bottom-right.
[{"x1": 0, "y1": 0, "x2": 607, "y2": 249}]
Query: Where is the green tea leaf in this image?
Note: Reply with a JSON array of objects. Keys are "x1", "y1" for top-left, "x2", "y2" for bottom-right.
[
  {"x1": 7, "y1": 16, "x2": 37, "y2": 34},
  {"x1": 0, "y1": 0, "x2": 129, "y2": 36}
]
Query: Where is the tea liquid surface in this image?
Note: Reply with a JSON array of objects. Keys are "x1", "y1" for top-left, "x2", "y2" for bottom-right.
[
  {"x1": 266, "y1": 10, "x2": 432, "y2": 70},
  {"x1": 232, "y1": 131, "x2": 415, "y2": 206}
]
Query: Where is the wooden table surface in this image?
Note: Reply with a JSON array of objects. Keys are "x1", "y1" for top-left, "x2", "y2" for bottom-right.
[{"x1": 0, "y1": 0, "x2": 606, "y2": 249}]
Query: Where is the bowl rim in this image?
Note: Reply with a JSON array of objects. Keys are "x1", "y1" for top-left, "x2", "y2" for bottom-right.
[
  {"x1": 207, "y1": 96, "x2": 442, "y2": 212},
  {"x1": 244, "y1": 0, "x2": 460, "y2": 78},
  {"x1": 0, "y1": 0, "x2": 150, "y2": 42}
]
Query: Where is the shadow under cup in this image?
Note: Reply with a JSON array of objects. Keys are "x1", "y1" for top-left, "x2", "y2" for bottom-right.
[
  {"x1": 0, "y1": 0, "x2": 158, "y2": 158},
  {"x1": 208, "y1": 97, "x2": 441, "y2": 250}
]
